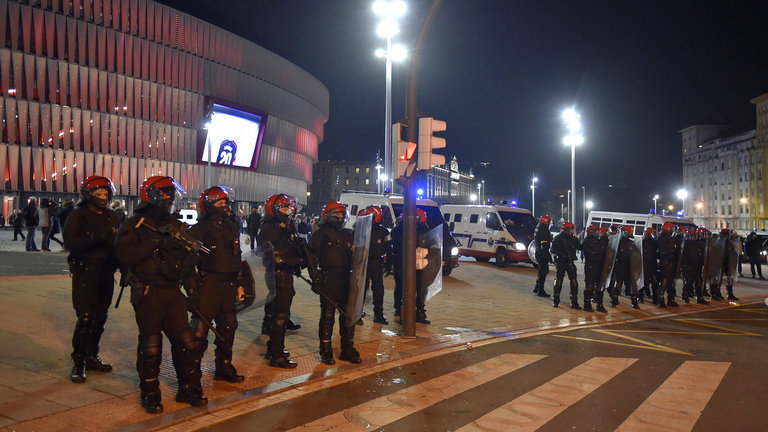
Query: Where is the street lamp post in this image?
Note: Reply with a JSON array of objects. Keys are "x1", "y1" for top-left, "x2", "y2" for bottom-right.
[
  {"x1": 375, "y1": 163, "x2": 383, "y2": 193},
  {"x1": 531, "y1": 176, "x2": 538, "y2": 216},
  {"x1": 481, "y1": 180, "x2": 485, "y2": 204},
  {"x1": 653, "y1": 194, "x2": 659, "y2": 214},
  {"x1": 567, "y1": 189, "x2": 571, "y2": 221},
  {"x1": 562, "y1": 108, "x2": 584, "y2": 226},
  {"x1": 676, "y1": 189, "x2": 688, "y2": 216},
  {"x1": 470, "y1": 193, "x2": 477, "y2": 204},
  {"x1": 374, "y1": 1, "x2": 407, "y2": 191},
  {"x1": 477, "y1": 183, "x2": 481, "y2": 204},
  {"x1": 581, "y1": 186, "x2": 586, "y2": 229}
]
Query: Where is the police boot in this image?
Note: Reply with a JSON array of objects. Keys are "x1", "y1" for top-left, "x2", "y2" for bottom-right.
[
  {"x1": 214, "y1": 358, "x2": 245, "y2": 383},
  {"x1": 595, "y1": 292, "x2": 607, "y2": 313},
  {"x1": 339, "y1": 325, "x2": 362, "y2": 364},
  {"x1": 552, "y1": 295, "x2": 560, "y2": 308},
  {"x1": 582, "y1": 290, "x2": 593, "y2": 312},
  {"x1": 610, "y1": 295, "x2": 620, "y2": 307},
  {"x1": 710, "y1": 286, "x2": 724, "y2": 301},
  {"x1": 171, "y1": 334, "x2": 207, "y2": 407},
  {"x1": 702, "y1": 286, "x2": 711, "y2": 297},
  {"x1": 318, "y1": 318, "x2": 335, "y2": 365},
  {"x1": 373, "y1": 314, "x2": 389, "y2": 325},
  {"x1": 416, "y1": 309, "x2": 431, "y2": 324},
  {"x1": 286, "y1": 317, "x2": 302, "y2": 331},
  {"x1": 537, "y1": 288, "x2": 551, "y2": 297},
  {"x1": 140, "y1": 392, "x2": 163, "y2": 414},
  {"x1": 269, "y1": 354, "x2": 298, "y2": 369},
  {"x1": 70, "y1": 314, "x2": 91, "y2": 383},
  {"x1": 263, "y1": 340, "x2": 291, "y2": 360},
  {"x1": 569, "y1": 299, "x2": 581, "y2": 310},
  {"x1": 86, "y1": 319, "x2": 113, "y2": 372},
  {"x1": 696, "y1": 296, "x2": 708, "y2": 304},
  {"x1": 319, "y1": 341, "x2": 335, "y2": 365},
  {"x1": 667, "y1": 296, "x2": 679, "y2": 308},
  {"x1": 727, "y1": 287, "x2": 739, "y2": 301},
  {"x1": 631, "y1": 296, "x2": 640, "y2": 309},
  {"x1": 176, "y1": 381, "x2": 208, "y2": 407},
  {"x1": 138, "y1": 335, "x2": 163, "y2": 414}
]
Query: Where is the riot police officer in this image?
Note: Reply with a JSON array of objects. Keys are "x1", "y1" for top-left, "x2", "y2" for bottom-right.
[
  {"x1": 680, "y1": 229, "x2": 705, "y2": 304},
  {"x1": 414, "y1": 209, "x2": 433, "y2": 324},
  {"x1": 551, "y1": 221, "x2": 581, "y2": 309},
  {"x1": 612, "y1": 226, "x2": 640, "y2": 309},
  {"x1": 533, "y1": 215, "x2": 553, "y2": 297},
  {"x1": 722, "y1": 229, "x2": 740, "y2": 301},
  {"x1": 63, "y1": 176, "x2": 121, "y2": 383},
  {"x1": 656, "y1": 222, "x2": 680, "y2": 308},
  {"x1": 258, "y1": 194, "x2": 302, "y2": 369},
  {"x1": 581, "y1": 225, "x2": 607, "y2": 312},
  {"x1": 114, "y1": 176, "x2": 206, "y2": 413},
  {"x1": 188, "y1": 186, "x2": 247, "y2": 381},
  {"x1": 310, "y1": 201, "x2": 360, "y2": 365},
  {"x1": 641, "y1": 228, "x2": 659, "y2": 304},
  {"x1": 359, "y1": 205, "x2": 390, "y2": 324}
]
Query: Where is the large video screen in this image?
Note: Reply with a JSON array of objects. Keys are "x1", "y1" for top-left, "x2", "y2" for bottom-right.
[{"x1": 200, "y1": 103, "x2": 266, "y2": 169}]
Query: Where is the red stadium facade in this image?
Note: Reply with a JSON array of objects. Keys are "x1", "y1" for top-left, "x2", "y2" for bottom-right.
[{"x1": 0, "y1": 0, "x2": 328, "y2": 214}]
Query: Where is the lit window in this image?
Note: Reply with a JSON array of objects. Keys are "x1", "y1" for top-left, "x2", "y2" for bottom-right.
[
  {"x1": 355, "y1": 167, "x2": 360, "y2": 174},
  {"x1": 365, "y1": 178, "x2": 370, "y2": 185}
]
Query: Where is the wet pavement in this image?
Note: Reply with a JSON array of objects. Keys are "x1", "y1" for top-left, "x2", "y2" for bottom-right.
[{"x1": 1, "y1": 227, "x2": 767, "y2": 431}]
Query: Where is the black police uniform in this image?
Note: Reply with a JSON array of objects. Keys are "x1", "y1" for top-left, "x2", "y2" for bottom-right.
[
  {"x1": 550, "y1": 231, "x2": 580, "y2": 308},
  {"x1": 188, "y1": 213, "x2": 245, "y2": 381},
  {"x1": 365, "y1": 222, "x2": 390, "y2": 323},
  {"x1": 533, "y1": 223, "x2": 552, "y2": 297},
  {"x1": 310, "y1": 219, "x2": 359, "y2": 365},
  {"x1": 745, "y1": 234, "x2": 765, "y2": 279},
  {"x1": 656, "y1": 230, "x2": 680, "y2": 307},
  {"x1": 641, "y1": 235, "x2": 659, "y2": 303},
  {"x1": 62, "y1": 202, "x2": 120, "y2": 383},
  {"x1": 258, "y1": 215, "x2": 303, "y2": 368},
  {"x1": 390, "y1": 218, "x2": 404, "y2": 314},
  {"x1": 722, "y1": 235, "x2": 740, "y2": 300},
  {"x1": 612, "y1": 235, "x2": 640, "y2": 308},
  {"x1": 680, "y1": 238, "x2": 705, "y2": 303},
  {"x1": 581, "y1": 234, "x2": 608, "y2": 312},
  {"x1": 114, "y1": 204, "x2": 205, "y2": 413}
]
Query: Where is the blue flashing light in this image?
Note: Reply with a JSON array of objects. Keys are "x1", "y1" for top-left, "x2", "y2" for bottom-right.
[
  {"x1": 417, "y1": 188, "x2": 424, "y2": 196},
  {"x1": 510, "y1": 200, "x2": 517, "y2": 207},
  {"x1": 676, "y1": 210, "x2": 684, "y2": 217},
  {"x1": 649, "y1": 208, "x2": 656, "y2": 214}
]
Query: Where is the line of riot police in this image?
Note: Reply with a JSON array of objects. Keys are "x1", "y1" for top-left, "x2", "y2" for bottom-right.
[{"x1": 531, "y1": 216, "x2": 740, "y2": 312}]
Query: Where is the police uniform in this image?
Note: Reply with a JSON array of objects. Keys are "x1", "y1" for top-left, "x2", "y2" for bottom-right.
[
  {"x1": 656, "y1": 228, "x2": 680, "y2": 308},
  {"x1": 551, "y1": 229, "x2": 581, "y2": 308},
  {"x1": 366, "y1": 222, "x2": 390, "y2": 323},
  {"x1": 533, "y1": 222, "x2": 552, "y2": 297},
  {"x1": 188, "y1": 209, "x2": 245, "y2": 381},
  {"x1": 641, "y1": 233, "x2": 659, "y2": 303},
  {"x1": 63, "y1": 199, "x2": 120, "y2": 383},
  {"x1": 581, "y1": 231, "x2": 607, "y2": 312},
  {"x1": 612, "y1": 233, "x2": 640, "y2": 308}
]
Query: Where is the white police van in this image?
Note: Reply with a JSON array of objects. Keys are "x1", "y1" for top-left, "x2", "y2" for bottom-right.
[
  {"x1": 586, "y1": 211, "x2": 695, "y2": 236},
  {"x1": 338, "y1": 192, "x2": 396, "y2": 229},
  {"x1": 441, "y1": 204, "x2": 536, "y2": 267}
]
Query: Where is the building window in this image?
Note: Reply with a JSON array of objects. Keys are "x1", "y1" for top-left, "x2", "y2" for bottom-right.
[
  {"x1": 345, "y1": 178, "x2": 350, "y2": 185},
  {"x1": 365, "y1": 167, "x2": 370, "y2": 173},
  {"x1": 365, "y1": 178, "x2": 370, "y2": 185},
  {"x1": 355, "y1": 167, "x2": 360, "y2": 174},
  {"x1": 355, "y1": 178, "x2": 359, "y2": 185}
]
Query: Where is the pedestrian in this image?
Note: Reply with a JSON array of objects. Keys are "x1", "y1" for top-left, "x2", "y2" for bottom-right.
[
  {"x1": 581, "y1": 225, "x2": 607, "y2": 312},
  {"x1": 310, "y1": 201, "x2": 361, "y2": 365},
  {"x1": 0, "y1": 212, "x2": 5, "y2": 229},
  {"x1": 656, "y1": 222, "x2": 680, "y2": 308},
  {"x1": 10, "y1": 209, "x2": 25, "y2": 241},
  {"x1": 550, "y1": 221, "x2": 581, "y2": 309},
  {"x1": 258, "y1": 194, "x2": 303, "y2": 369},
  {"x1": 114, "y1": 176, "x2": 206, "y2": 414},
  {"x1": 532, "y1": 215, "x2": 553, "y2": 297},
  {"x1": 48, "y1": 201, "x2": 65, "y2": 250},
  {"x1": 246, "y1": 205, "x2": 262, "y2": 250},
  {"x1": 39, "y1": 199, "x2": 52, "y2": 251},
  {"x1": 188, "y1": 186, "x2": 247, "y2": 380},
  {"x1": 745, "y1": 232, "x2": 765, "y2": 279},
  {"x1": 63, "y1": 176, "x2": 121, "y2": 384},
  {"x1": 359, "y1": 206, "x2": 390, "y2": 325},
  {"x1": 22, "y1": 198, "x2": 39, "y2": 251}
]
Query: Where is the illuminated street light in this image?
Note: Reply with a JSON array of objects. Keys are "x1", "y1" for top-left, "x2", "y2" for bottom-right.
[
  {"x1": 374, "y1": 1, "x2": 407, "y2": 192},
  {"x1": 653, "y1": 194, "x2": 659, "y2": 214},
  {"x1": 470, "y1": 193, "x2": 477, "y2": 204},
  {"x1": 562, "y1": 108, "x2": 584, "y2": 224},
  {"x1": 375, "y1": 163, "x2": 383, "y2": 193},
  {"x1": 531, "y1": 176, "x2": 538, "y2": 216},
  {"x1": 696, "y1": 201, "x2": 704, "y2": 210},
  {"x1": 586, "y1": 200, "x2": 594, "y2": 210},
  {"x1": 676, "y1": 189, "x2": 688, "y2": 216}
]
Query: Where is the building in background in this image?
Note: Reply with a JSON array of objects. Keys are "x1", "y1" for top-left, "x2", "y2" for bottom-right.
[
  {"x1": 681, "y1": 91, "x2": 768, "y2": 231},
  {"x1": 423, "y1": 156, "x2": 475, "y2": 203},
  {"x1": 0, "y1": 0, "x2": 327, "y2": 217}
]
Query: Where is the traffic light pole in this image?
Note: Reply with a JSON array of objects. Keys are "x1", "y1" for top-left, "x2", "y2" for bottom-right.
[{"x1": 402, "y1": 0, "x2": 443, "y2": 338}]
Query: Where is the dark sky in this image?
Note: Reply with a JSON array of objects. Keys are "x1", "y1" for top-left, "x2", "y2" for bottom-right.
[{"x1": 159, "y1": 0, "x2": 768, "y2": 215}]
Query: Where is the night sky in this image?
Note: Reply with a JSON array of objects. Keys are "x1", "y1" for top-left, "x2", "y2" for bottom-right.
[{"x1": 158, "y1": 0, "x2": 768, "y2": 217}]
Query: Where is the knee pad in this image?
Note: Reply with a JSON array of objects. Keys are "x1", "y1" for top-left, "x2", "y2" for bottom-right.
[
  {"x1": 139, "y1": 334, "x2": 163, "y2": 358},
  {"x1": 76, "y1": 312, "x2": 93, "y2": 328},
  {"x1": 190, "y1": 317, "x2": 208, "y2": 340},
  {"x1": 273, "y1": 312, "x2": 288, "y2": 328},
  {"x1": 175, "y1": 329, "x2": 197, "y2": 352}
]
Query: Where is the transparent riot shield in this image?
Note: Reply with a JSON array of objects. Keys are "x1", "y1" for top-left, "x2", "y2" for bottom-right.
[
  {"x1": 598, "y1": 234, "x2": 621, "y2": 292},
  {"x1": 631, "y1": 237, "x2": 644, "y2": 289},
  {"x1": 419, "y1": 223, "x2": 443, "y2": 302},
  {"x1": 725, "y1": 237, "x2": 739, "y2": 280},
  {"x1": 528, "y1": 241, "x2": 538, "y2": 265},
  {"x1": 674, "y1": 239, "x2": 686, "y2": 280},
  {"x1": 237, "y1": 242, "x2": 276, "y2": 314},
  {"x1": 346, "y1": 214, "x2": 372, "y2": 325},
  {"x1": 703, "y1": 237, "x2": 726, "y2": 287}
]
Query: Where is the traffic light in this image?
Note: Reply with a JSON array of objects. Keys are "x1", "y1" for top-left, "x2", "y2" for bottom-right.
[
  {"x1": 393, "y1": 122, "x2": 417, "y2": 179},
  {"x1": 418, "y1": 117, "x2": 446, "y2": 170}
]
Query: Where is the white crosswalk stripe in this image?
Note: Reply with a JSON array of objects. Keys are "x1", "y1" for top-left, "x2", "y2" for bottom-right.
[{"x1": 286, "y1": 353, "x2": 546, "y2": 432}]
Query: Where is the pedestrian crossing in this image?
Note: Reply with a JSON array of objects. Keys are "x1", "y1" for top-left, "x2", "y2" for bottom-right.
[{"x1": 286, "y1": 354, "x2": 731, "y2": 432}]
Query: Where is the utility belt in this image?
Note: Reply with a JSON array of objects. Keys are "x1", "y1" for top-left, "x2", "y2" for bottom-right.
[
  {"x1": 199, "y1": 270, "x2": 239, "y2": 279},
  {"x1": 68, "y1": 256, "x2": 113, "y2": 274}
]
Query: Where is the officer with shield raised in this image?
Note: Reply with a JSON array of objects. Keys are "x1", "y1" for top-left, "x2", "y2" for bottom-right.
[
  {"x1": 612, "y1": 226, "x2": 641, "y2": 309},
  {"x1": 258, "y1": 194, "x2": 302, "y2": 369},
  {"x1": 63, "y1": 176, "x2": 121, "y2": 384},
  {"x1": 581, "y1": 225, "x2": 608, "y2": 312},
  {"x1": 310, "y1": 201, "x2": 360, "y2": 365},
  {"x1": 721, "y1": 229, "x2": 740, "y2": 301},
  {"x1": 358, "y1": 206, "x2": 390, "y2": 324},
  {"x1": 656, "y1": 222, "x2": 680, "y2": 308},
  {"x1": 187, "y1": 186, "x2": 247, "y2": 380},
  {"x1": 114, "y1": 176, "x2": 206, "y2": 413},
  {"x1": 680, "y1": 229, "x2": 706, "y2": 304},
  {"x1": 533, "y1": 215, "x2": 553, "y2": 297},
  {"x1": 551, "y1": 221, "x2": 581, "y2": 309}
]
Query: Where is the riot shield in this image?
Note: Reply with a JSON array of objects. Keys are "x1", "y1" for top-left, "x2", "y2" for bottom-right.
[
  {"x1": 419, "y1": 223, "x2": 443, "y2": 303},
  {"x1": 528, "y1": 241, "x2": 538, "y2": 265},
  {"x1": 346, "y1": 214, "x2": 372, "y2": 325},
  {"x1": 631, "y1": 237, "x2": 644, "y2": 288},
  {"x1": 703, "y1": 237, "x2": 726, "y2": 287},
  {"x1": 725, "y1": 237, "x2": 739, "y2": 280},
  {"x1": 238, "y1": 242, "x2": 276, "y2": 313},
  {"x1": 598, "y1": 234, "x2": 621, "y2": 291},
  {"x1": 674, "y1": 240, "x2": 685, "y2": 279}
]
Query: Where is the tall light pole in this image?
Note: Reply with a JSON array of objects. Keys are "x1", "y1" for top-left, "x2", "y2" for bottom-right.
[
  {"x1": 477, "y1": 183, "x2": 481, "y2": 204},
  {"x1": 567, "y1": 189, "x2": 571, "y2": 221},
  {"x1": 531, "y1": 176, "x2": 538, "y2": 216},
  {"x1": 375, "y1": 163, "x2": 383, "y2": 193},
  {"x1": 481, "y1": 180, "x2": 485, "y2": 204},
  {"x1": 653, "y1": 194, "x2": 659, "y2": 214},
  {"x1": 374, "y1": 1, "x2": 407, "y2": 191},
  {"x1": 676, "y1": 189, "x2": 688, "y2": 216},
  {"x1": 581, "y1": 186, "x2": 586, "y2": 229},
  {"x1": 562, "y1": 108, "x2": 584, "y2": 225}
]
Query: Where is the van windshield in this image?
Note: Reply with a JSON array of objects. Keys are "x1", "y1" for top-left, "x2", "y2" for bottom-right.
[
  {"x1": 391, "y1": 204, "x2": 443, "y2": 230},
  {"x1": 498, "y1": 211, "x2": 536, "y2": 242}
]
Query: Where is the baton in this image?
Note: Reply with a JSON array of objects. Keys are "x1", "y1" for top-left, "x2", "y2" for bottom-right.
[
  {"x1": 178, "y1": 288, "x2": 226, "y2": 341},
  {"x1": 296, "y1": 274, "x2": 354, "y2": 322}
]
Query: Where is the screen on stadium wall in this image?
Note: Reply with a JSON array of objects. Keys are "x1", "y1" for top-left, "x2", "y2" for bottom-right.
[{"x1": 199, "y1": 103, "x2": 267, "y2": 170}]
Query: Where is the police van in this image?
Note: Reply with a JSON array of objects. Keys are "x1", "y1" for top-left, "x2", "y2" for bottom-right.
[
  {"x1": 338, "y1": 192, "x2": 396, "y2": 229},
  {"x1": 586, "y1": 211, "x2": 695, "y2": 236},
  {"x1": 441, "y1": 204, "x2": 536, "y2": 267}
]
